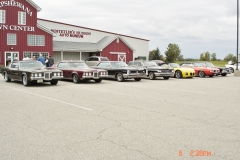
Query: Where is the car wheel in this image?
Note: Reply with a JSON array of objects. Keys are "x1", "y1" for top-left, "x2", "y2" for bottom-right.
[
  {"x1": 163, "y1": 76, "x2": 170, "y2": 80},
  {"x1": 221, "y1": 73, "x2": 227, "y2": 76},
  {"x1": 149, "y1": 72, "x2": 155, "y2": 80},
  {"x1": 73, "y1": 74, "x2": 80, "y2": 83},
  {"x1": 22, "y1": 74, "x2": 31, "y2": 86},
  {"x1": 50, "y1": 80, "x2": 58, "y2": 85},
  {"x1": 117, "y1": 73, "x2": 124, "y2": 82},
  {"x1": 95, "y1": 79, "x2": 102, "y2": 83},
  {"x1": 229, "y1": 67, "x2": 234, "y2": 73},
  {"x1": 175, "y1": 71, "x2": 182, "y2": 79},
  {"x1": 134, "y1": 78, "x2": 141, "y2": 81},
  {"x1": 198, "y1": 71, "x2": 205, "y2": 78},
  {"x1": 4, "y1": 72, "x2": 11, "y2": 82}
]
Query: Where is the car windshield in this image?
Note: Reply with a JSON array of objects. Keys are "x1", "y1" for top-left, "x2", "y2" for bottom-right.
[
  {"x1": 100, "y1": 57, "x2": 109, "y2": 61},
  {"x1": 170, "y1": 63, "x2": 180, "y2": 68},
  {"x1": 111, "y1": 62, "x2": 128, "y2": 67},
  {"x1": 193, "y1": 63, "x2": 203, "y2": 67},
  {"x1": 68, "y1": 62, "x2": 88, "y2": 68},
  {"x1": 19, "y1": 61, "x2": 44, "y2": 69},
  {"x1": 143, "y1": 61, "x2": 158, "y2": 67},
  {"x1": 202, "y1": 62, "x2": 214, "y2": 67}
]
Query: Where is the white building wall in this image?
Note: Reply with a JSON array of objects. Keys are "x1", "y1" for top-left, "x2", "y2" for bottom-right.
[{"x1": 38, "y1": 19, "x2": 149, "y2": 60}]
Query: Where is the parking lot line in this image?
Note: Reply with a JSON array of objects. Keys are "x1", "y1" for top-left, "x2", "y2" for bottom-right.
[{"x1": 0, "y1": 84, "x2": 93, "y2": 111}]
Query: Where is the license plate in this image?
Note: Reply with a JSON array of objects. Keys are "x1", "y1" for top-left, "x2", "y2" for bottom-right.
[
  {"x1": 136, "y1": 75, "x2": 140, "y2": 77},
  {"x1": 37, "y1": 79, "x2": 43, "y2": 83}
]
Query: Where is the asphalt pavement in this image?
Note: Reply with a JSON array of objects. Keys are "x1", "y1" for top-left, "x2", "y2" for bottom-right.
[{"x1": 0, "y1": 74, "x2": 239, "y2": 160}]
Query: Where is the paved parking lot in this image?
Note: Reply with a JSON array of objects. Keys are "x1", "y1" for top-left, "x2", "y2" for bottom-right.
[{"x1": 0, "y1": 74, "x2": 240, "y2": 160}]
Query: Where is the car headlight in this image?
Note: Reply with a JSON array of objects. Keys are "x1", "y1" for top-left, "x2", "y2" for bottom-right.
[
  {"x1": 39, "y1": 73, "x2": 42, "y2": 77},
  {"x1": 127, "y1": 70, "x2": 130, "y2": 74},
  {"x1": 89, "y1": 73, "x2": 92, "y2": 76},
  {"x1": 54, "y1": 73, "x2": 57, "y2": 76},
  {"x1": 57, "y1": 73, "x2": 60, "y2": 76},
  {"x1": 86, "y1": 73, "x2": 89, "y2": 76},
  {"x1": 35, "y1": 73, "x2": 38, "y2": 77}
]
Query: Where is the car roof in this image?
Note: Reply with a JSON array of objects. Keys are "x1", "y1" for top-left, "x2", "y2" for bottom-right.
[{"x1": 58, "y1": 60, "x2": 85, "y2": 63}]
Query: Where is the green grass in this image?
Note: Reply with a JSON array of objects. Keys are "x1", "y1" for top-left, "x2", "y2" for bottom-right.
[{"x1": 175, "y1": 61, "x2": 228, "y2": 67}]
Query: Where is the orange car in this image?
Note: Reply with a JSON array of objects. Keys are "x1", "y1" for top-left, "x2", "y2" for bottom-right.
[{"x1": 179, "y1": 62, "x2": 220, "y2": 77}]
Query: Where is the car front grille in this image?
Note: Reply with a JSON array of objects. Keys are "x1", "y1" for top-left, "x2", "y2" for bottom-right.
[
  {"x1": 214, "y1": 70, "x2": 218, "y2": 73},
  {"x1": 162, "y1": 70, "x2": 171, "y2": 73},
  {"x1": 44, "y1": 72, "x2": 52, "y2": 80},
  {"x1": 130, "y1": 71, "x2": 137, "y2": 74},
  {"x1": 94, "y1": 72, "x2": 98, "y2": 78}
]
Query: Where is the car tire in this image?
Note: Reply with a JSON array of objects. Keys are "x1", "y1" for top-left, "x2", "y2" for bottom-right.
[
  {"x1": 163, "y1": 76, "x2": 170, "y2": 80},
  {"x1": 50, "y1": 80, "x2": 58, "y2": 85},
  {"x1": 134, "y1": 78, "x2": 141, "y2": 81},
  {"x1": 4, "y1": 72, "x2": 11, "y2": 82},
  {"x1": 95, "y1": 79, "x2": 102, "y2": 83},
  {"x1": 117, "y1": 73, "x2": 124, "y2": 82},
  {"x1": 198, "y1": 71, "x2": 205, "y2": 78},
  {"x1": 22, "y1": 74, "x2": 31, "y2": 86},
  {"x1": 149, "y1": 72, "x2": 155, "y2": 80},
  {"x1": 175, "y1": 70, "x2": 182, "y2": 79},
  {"x1": 221, "y1": 73, "x2": 227, "y2": 76},
  {"x1": 73, "y1": 74, "x2": 80, "y2": 83},
  {"x1": 229, "y1": 67, "x2": 234, "y2": 73}
]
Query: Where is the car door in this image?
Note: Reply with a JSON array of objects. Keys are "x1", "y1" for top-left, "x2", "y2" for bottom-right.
[{"x1": 8, "y1": 62, "x2": 21, "y2": 80}]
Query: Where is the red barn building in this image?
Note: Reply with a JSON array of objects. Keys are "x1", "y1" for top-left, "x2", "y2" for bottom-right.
[
  {"x1": 0, "y1": 0, "x2": 55, "y2": 66},
  {"x1": 0, "y1": 0, "x2": 149, "y2": 66}
]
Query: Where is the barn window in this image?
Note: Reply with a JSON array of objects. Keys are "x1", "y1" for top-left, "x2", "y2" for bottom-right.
[
  {"x1": 7, "y1": 34, "x2": 17, "y2": 45},
  {"x1": 18, "y1": 12, "x2": 26, "y2": 25},
  {"x1": 0, "y1": 10, "x2": 6, "y2": 23},
  {"x1": 28, "y1": 35, "x2": 45, "y2": 46}
]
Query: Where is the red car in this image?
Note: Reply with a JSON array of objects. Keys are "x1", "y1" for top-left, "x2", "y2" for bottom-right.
[
  {"x1": 179, "y1": 62, "x2": 220, "y2": 77},
  {"x1": 55, "y1": 61, "x2": 108, "y2": 83}
]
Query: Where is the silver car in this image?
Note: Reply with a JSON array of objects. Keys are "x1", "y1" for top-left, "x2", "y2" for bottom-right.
[{"x1": 85, "y1": 56, "x2": 109, "y2": 66}]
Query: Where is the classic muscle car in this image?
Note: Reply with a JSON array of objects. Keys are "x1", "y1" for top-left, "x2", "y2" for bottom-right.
[
  {"x1": 197, "y1": 62, "x2": 229, "y2": 76},
  {"x1": 1, "y1": 60, "x2": 63, "y2": 86},
  {"x1": 55, "y1": 61, "x2": 108, "y2": 83},
  {"x1": 128, "y1": 60, "x2": 174, "y2": 80},
  {"x1": 90, "y1": 61, "x2": 143, "y2": 82},
  {"x1": 159, "y1": 63, "x2": 195, "y2": 78},
  {"x1": 225, "y1": 62, "x2": 240, "y2": 73},
  {"x1": 179, "y1": 62, "x2": 220, "y2": 77}
]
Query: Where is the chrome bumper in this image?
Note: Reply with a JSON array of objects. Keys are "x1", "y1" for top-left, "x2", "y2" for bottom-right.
[
  {"x1": 82, "y1": 75, "x2": 108, "y2": 79},
  {"x1": 30, "y1": 76, "x2": 63, "y2": 81},
  {"x1": 123, "y1": 73, "x2": 141, "y2": 79},
  {"x1": 154, "y1": 72, "x2": 174, "y2": 77}
]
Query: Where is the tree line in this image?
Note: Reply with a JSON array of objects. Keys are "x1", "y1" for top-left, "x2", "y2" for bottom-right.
[{"x1": 149, "y1": 43, "x2": 238, "y2": 62}]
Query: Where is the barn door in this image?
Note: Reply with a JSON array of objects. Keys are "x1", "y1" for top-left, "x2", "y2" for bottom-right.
[{"x1": 118, "y1": 54, "x2": 126, "y2": 62}]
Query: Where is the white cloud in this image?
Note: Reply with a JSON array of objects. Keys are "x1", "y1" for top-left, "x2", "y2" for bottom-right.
[{"x1": 34, "y1": 0, "x2": 238, "y2": 59}]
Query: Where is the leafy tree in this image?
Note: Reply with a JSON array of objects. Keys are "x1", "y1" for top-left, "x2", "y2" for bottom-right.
[
  {"x1": 177, "y1": 54, "x2": 184, "y2": 61},
  {"x1": 223, "y1": 53, "x2": 236, "y2": 62},
  {"x1": 199, "y1": 51, "x2": 210, "y2": 61},
  {"x1": 211, "y1": 53, "x2": 217, "y2": 61},
  {"x1": 164, "y1": 43, "x2": 181, "y2": 62},
  {"x1": 149, "y1": 47, "x2": 164, "y2": 60}
]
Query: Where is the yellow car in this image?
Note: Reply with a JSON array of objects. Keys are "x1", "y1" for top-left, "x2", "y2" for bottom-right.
[{"x1": 160, "y1": 63, "x2": 195, "y2": 78}]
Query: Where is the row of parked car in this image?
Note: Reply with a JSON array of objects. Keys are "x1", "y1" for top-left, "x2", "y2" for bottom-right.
[{"x1": 0, "y1": 56, "x2": 233, "y2": 86}]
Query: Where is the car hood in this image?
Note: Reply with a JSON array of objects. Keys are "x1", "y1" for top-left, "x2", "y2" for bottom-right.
[
  {"x1": 20, "y1": 68, "x2": 62, "y2": 72},
  {"x1": 174, "y1": 67, "x2": 194, "y2": 71},
  {"x1": 67, "y1": 67, "x2": 99, "y2": 72}
]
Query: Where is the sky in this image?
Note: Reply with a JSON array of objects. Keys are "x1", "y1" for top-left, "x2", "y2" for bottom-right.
[{"x1": 34, "y1": 0, "x2": 238, "y2": 59}]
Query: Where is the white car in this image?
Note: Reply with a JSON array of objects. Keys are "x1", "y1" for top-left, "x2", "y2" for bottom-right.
[{"x1": 225, "y1": 62, "x2": 240, "y2": 73}]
